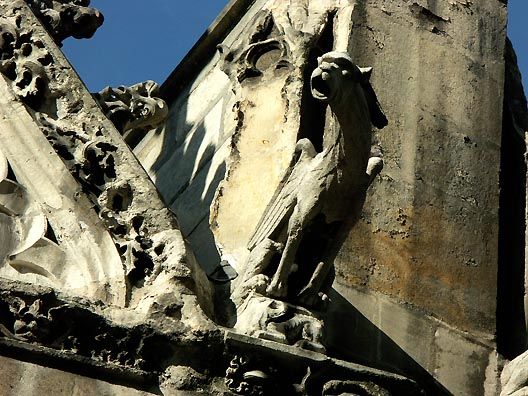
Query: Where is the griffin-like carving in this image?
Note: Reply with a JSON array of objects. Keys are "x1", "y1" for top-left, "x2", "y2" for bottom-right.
[
  {"x1": 94, "y1": 81, "x2": 169, "y2": 148},
  {"x1": 245, "y1": 52, "x2": 387, "y2": 302}
]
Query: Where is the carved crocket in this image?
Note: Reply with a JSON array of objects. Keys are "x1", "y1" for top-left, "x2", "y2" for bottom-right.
[
  {"x1": 26, "y1": 0, "x2": 104, "y2": 44},
  {"x1": 94, "y1": 80, "x2": 168, "y2": 148},
  {"x1": 245, "y1": 52, "x2": 387, "y2": 302}
]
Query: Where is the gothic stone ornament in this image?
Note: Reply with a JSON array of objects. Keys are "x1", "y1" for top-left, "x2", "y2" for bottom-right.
[
  {"x1": 242, "y1": 51, "x2": 386, "y2": 301},
  {"x1": 235, "y1": 294, "x2": 325, "y2": 353},
  {"x1": 26, "y1": 0, "x2": 104, "y2": 44},
  {"x1": 0, "y1": 1, "x2": 197, "y2": 312},
  {"x1": 0, "y1": 149, "x2": 65, "y2": 287},
  {"x1": 225, "y1": 355, "x2": 282, "y2": 395},
  {"x1": 224, "y1": 333, "x2": 423, "y2": 395},
  {"x1": 218, "y1": 11, "x2": 293, "y2": 83},
  {"x1": 0, "y1": 18, "x2": 51, "y2": 109},
  {"x1": 231, "y1": 51, "x2": 386, "y2": 353},
  {"x1": 94, "y1": 81, "x2": 169, "y2": 148}
]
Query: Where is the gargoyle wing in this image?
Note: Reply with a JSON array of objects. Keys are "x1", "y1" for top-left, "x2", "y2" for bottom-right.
[{"x1": 247, "y1": 139, "x2": 316, "y2": 250}]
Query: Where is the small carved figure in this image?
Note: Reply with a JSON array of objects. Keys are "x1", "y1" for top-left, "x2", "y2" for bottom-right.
[
  {"x1": 245, "y1": 51, "x2": 387, "y2": 302},
  {"x1": 94, "y1": 80, "x2": 168, "y2": 148},
  {"x1": 235, "y1": 294, "x2": 325, "y2": 353}
]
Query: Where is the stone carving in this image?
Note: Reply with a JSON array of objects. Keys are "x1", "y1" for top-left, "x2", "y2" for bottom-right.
[
  {"x1": 0, "y1": 149, "x2": 65, "y2": 286},
  {"x1": 94, "y1": 81, "x2": 169, "y2": 148},
  {"x1": 218, "y1": 11, "x2": 292, "y2": 83},
  {"x1": 36, "y1": 113, "x2": 116, "y2": 195},
  {"x1": 0, "y1": 18, "x2": 51, "y2": 108},
  {"x1": 501, "y1": 350, "x2": 528, "y2": 396},
  {"x1": 225, "y1": 355, "x2": 280, "y2": 395},
  {"x1": 26, "y1": 0, "x2": 103, "y2": 44},
  {"x1": 235, "y1": 294, "x2": 325, "y2": 353},
  {"x1": 231, "y1": 51, "x2": 386, "y2": 352},
  {"x1": 0, "y1": 284, "x2": 170, "y2": 372},
  {"x1": 222, "y1": 338, "x2": 422, "y2": 396},
  {"x1": 322, "y1": 380, "x2": 391, "y2": 396},
  {"x1": 239, "y1": 52, "x2": 386, "y2": 304},
  {"x1": 0, "y1": 1, "x2": 192, "y2": 302},
  {"x1": 35, "y1": 115, "x2": 158, "y2": 286}
]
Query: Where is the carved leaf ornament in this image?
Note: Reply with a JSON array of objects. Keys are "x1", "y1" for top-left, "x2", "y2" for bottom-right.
[{"x1": 0, "y1": 150, "x2": 64, "y2": 285}]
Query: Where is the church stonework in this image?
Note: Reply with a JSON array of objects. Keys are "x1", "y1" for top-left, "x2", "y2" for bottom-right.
[{"x1": 0, "y1": 0, "x2": 526, "y2": 395}]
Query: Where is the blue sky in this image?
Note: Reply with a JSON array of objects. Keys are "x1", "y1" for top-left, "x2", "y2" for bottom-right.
[
  {"x1": 509, "y1": 1, "x2": 527, "y2": 89},
  {"x1": 63, "y1": 0, "x2": 227, "y2": 91},
  {"x1": 63, "y1": 1, "x2": 527, "y2": 94}
]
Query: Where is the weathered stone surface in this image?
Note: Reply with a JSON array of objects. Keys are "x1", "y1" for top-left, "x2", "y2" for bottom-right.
[
  {"x1": 336, "y1": 0, "x2": 506, "y2": 338},
  {"x1": 502, "y1": 350, "x2": 528, "y2": 396},
  {"x1": 0, "y1": 0, "x2": 206, "y2": 318},
  {"x1": 135, "y1": 0, "x2": 514, "y2": 394},
  {"x1": 0, "y1": 68, "x2": 126, "y2": 305},
  {"x1": 26, "y1": 0, "x2": 103, "y2": 44},
  {"x1": 94, "y1": 81, "x2": 169, "y2": 149},
  {"x1": 0, "y1": 3, "x2": 228, "y2": 392},
  {"x1": 0, "y1": 0, "x2": 523, "y2": 395},
  {"x1": 0, "y1": 355, "x2": 155, "y2": 396}
]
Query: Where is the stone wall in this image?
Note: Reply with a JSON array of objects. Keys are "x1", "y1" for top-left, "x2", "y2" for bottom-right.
[
  {"x1": 327, "y1": 1, "x2": 507, "y2": 395},
  {"x1": 136, "y1": 1, "x2": 511, "y2": 395},
  {"x1": 0, "y1": 355, "x2": 154, "y2": 396},
  {"x1": 135, "y1": 0, "x2": 269, "y2": 278}
]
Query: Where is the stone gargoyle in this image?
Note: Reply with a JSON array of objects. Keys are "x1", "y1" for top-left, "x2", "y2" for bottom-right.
[{"x1": 240, "y1": 51, "x2": 388, "y2": 307}]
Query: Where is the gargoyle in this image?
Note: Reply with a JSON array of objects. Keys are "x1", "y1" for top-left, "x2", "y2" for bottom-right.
[
  {"x1": 94, "y1": 80, "x2": 168, "y2": 148},
  {"x1": 245, "y1": 52, "x2": 387, "y2": 303}
]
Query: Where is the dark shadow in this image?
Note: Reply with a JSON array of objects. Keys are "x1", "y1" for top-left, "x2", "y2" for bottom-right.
[
  {"x1": 151, "y1": 91, "x2": 222, "y2": 269},
  {"x1": 326, "y1": 289, "x2": 452, "y2": 396},
  {"x1": 497, "y1": 38, "x2": 528, "y2": 358},
  {"x1": 152, "y1": 68, "x2": 236, "y2": 324}
]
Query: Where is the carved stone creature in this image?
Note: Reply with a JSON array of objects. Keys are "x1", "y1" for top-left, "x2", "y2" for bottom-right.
[
  {"x1": 26, "y1": 0, "x2": 104, "y2": 44},
  {"x1": 94, "y1": 80, "x2": 169, "y2": 148},
  {"x1": 245, "y1": 51, "x2": 387, "y2": 302},
  {"x1": 0, "y1": 298, "x2": 52, "y2": 342},
  {"x1": 235, "y1": 294, "x2": 325, "y2": 353}
]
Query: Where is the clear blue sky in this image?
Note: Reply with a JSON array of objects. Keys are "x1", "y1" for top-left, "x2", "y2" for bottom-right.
[
  {"x1": 63, "y1": 1, "x2": 527, "y2": 95},
  {"x1": 509, "y1": 1, "x2": 527, "y2": 89},
  {"x1": 62, "y1": 0, "x2": 228, "y2": 91}
]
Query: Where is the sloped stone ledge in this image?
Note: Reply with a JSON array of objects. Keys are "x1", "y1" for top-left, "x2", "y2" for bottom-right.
[{"x1": 0, "y1": 0, "x2": 215, "y2": 314}]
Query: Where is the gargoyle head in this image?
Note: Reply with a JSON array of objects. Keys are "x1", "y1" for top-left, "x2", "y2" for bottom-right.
[
  {"x1": 310, "y1": 51, "x2": 388, "y2": 129},
  {"x1": 310, "y1": 51, "x2": 363, "y2": 103}
]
